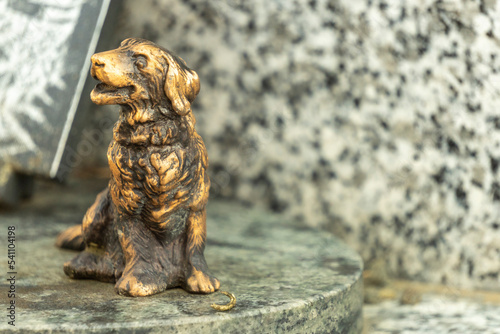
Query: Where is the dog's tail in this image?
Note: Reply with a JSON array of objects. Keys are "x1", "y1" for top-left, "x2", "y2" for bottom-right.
[{"x1": 55, "y1": 225, "x2": 84, "y2": 251}]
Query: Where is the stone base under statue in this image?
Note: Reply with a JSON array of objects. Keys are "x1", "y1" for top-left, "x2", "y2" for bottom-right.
[{"x1": 0, "y1": 178, "x2": 363, "y2": 334}]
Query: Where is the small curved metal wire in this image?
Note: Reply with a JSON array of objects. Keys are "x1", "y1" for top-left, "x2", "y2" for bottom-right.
[{"x1": 210, "y1": 291, "x2": 236, "y2": 311}]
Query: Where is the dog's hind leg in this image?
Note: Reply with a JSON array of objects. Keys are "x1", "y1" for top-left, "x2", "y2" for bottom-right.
[
  {"x1": 62, "y1": 187, "x2": 117, "y2": 281},
  {"x1": 183, "y1": 209, "x2": 220, "y2": 294},
  {"x1": 56, "y1": 187, "x2": 112, "y2": 250},
  {"x1": 81, "y1": 187, "x2": 114, "y2": 245}
]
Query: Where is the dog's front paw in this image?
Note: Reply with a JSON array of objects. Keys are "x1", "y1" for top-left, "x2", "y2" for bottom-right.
[
  {"x1": 115, "y1": 268, "x2": 167, "y2": 297},
  {"x1": 185, "y1": 267, "x2": 220, "y2": 294},
  {"x1": 115, "y1": 274, "x2": 149, "y2": 297}
]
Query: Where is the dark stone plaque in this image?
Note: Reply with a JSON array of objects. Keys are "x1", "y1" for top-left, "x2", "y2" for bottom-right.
[
  {"x1": 0, "y1": 0, "x2": 112, "y2": 178},
  {"x1": 0, "y1": 0, "x2": 118, "y2": 203}
]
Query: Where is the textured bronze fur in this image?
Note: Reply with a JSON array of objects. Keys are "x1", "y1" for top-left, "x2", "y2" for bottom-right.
[{"x1": 56, "y1": 38, "x2": 220, "y2": 297}]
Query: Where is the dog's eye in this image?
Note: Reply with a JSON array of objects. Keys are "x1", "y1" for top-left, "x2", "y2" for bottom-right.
[{"x1": 135, "y1": 56, "x2": 147, "y2": 70}]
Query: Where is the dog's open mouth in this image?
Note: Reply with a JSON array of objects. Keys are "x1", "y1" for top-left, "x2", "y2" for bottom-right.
[
  {"x1": 91, "y1": 80, "x2": 136, "y2": 105},
  {"x1": 94, "y1": 82, "x2": 135, "y2": 95}
]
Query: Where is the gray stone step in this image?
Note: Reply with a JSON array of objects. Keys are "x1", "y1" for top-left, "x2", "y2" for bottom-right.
[{"x1": 0, "y1": 178, "x2": 363, "y2": 333}]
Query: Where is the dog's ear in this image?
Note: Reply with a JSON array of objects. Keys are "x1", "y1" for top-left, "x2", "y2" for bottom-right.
[{"x1": 162, "y1": 53, "x2": 200, "y2": 116}]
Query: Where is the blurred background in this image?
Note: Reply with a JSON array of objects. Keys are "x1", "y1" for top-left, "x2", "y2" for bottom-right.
[
  {"x1": 74, "y1": 0, "x2": 500, "y2": 291},
  {"x1": 2, "y1": 0, "x2": 500, "y2": 331}
]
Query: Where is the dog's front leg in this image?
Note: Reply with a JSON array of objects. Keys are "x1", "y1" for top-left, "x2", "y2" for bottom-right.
[
  {"x1": 183, "y1": 209, "x2": 220, "y2": 293},
  {"x1": 114, "y1": 215, "x2": 168, "y2": 297}
]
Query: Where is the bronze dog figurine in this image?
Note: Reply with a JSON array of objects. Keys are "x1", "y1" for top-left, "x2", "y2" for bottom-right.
[{"x1": 56, "y1": 38, "x2": 220, "y2": 297}]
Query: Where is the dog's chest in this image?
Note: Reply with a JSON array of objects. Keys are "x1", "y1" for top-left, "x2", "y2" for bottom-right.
[{"x1": 107, "y1": 140, "x2": 188, "y2": 216}]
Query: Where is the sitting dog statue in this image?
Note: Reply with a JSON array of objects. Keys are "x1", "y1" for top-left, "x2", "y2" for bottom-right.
[{"x1": 56, "y1": 38, "x2": 220, "y2": 297}]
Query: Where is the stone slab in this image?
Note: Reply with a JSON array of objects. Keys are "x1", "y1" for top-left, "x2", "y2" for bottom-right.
[
  {"x1": 364, "y1": 296, "x2": 500, "y2": 334},
  {"x1": 0, "y1": 177, "x2": 363, "y2": 333}
]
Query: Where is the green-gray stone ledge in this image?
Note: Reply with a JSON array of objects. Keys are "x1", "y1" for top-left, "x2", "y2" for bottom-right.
[{"x1": 0, "y1": 179, "x2": 363, "y2": 333}]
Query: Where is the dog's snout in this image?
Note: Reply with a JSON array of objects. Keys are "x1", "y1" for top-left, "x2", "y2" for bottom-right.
[
  {"x1": 91, "y1": 54, "x2": 105, "y2": 68},
  {"x1": 90, "y1": 54, "x2": 107, "y2": 80}
]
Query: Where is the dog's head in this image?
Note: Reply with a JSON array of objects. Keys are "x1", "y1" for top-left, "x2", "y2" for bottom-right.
[{"x1": 90, "y1": 38, "x2": 200, "y2": 116}]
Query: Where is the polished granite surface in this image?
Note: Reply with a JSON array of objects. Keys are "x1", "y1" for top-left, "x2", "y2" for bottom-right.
[{"x1": 0, "y1": 177, "x2": 362, "y2": 333}]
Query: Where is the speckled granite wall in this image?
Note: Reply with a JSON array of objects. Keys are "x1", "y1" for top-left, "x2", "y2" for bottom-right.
[{"x1": 80, "y1": 0, "x2": 500, "y2": 290}]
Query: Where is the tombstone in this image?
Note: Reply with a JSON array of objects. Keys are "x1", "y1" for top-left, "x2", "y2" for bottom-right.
[{"x1": 0, "y1": 0, "x2": 119, "y2": 204}]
